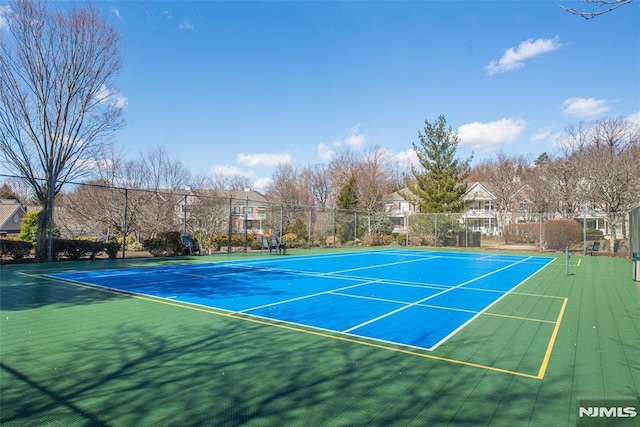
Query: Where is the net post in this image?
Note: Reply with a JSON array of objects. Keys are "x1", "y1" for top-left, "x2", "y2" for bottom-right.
[{"x1": 565, "y1": 245, "x2": 569, "y2": 276}]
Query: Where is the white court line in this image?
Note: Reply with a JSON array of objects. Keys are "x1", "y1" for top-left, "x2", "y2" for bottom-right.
[
  {"x1": 428, "y1": 256, "x2": 556, "y2": 350},
  {"x1": 236, "y1": 279, "x2": 383, "y2": 314},
  {"x1": 342, "y1": 256, "x2": 534, "y2": 334},
  {"x1": 321, "y1": 255, "x2": 441, "y2": 276}
]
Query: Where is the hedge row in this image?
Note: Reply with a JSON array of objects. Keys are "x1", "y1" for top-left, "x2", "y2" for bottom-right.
[
  {"x1": 0, "y1": 239, "x2": 120, "y2": 260},
  {"x1": 53, "y1": 239, "x2": 121, "y2": 260},
  {"x1": 0, "y1": 240, "x2": 33, "y2": 259},
  {"x1": 142, "y1": 231, "x2": 183, "y2": 257}
]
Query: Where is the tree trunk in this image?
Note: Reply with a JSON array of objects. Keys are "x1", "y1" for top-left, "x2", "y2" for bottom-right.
[{"x1": 35, "y1": 207, "x2": 50, "y2": 261}]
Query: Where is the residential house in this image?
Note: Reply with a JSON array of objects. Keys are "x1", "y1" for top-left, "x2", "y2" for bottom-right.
[
  {"x1": 462, "y1": 182, "x2": 498, "y2": 235},
  {"x1": 225, "y1": 188, "x2": 269, "y2": 235},
  {"x1": 0, "y1": 199, "x2": 26, "y2": 238},
  {"x1": 384, "y1": 190, "x2": 419, "y2": 234},
  {"x1": 173, "y1": 187, "x2": 269, "y2": 236}
]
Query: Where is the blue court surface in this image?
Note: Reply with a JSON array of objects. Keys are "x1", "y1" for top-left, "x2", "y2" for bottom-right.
[{"x1": 48, "y1": 250, "x2": 554, "y2": 351}]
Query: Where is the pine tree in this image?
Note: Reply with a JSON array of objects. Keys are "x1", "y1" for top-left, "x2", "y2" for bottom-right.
[
  {"x1": 337, "y1": 174, "x2": 358, "y2": 210},
  {"x1": 405, "y1": 115, "x2": 473, "y2": 213}
]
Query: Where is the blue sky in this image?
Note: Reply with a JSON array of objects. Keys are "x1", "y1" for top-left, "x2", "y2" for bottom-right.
[{"x1": 90, "y1": 2, "x2": 640, "y2": 189}]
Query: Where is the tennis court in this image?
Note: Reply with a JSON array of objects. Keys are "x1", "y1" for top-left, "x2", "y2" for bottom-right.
[
  {"x1": 47, "y1": 250, "x2": 555, "y2": 353},
  {"x1": 2, "y1": 248, "x2": 638, "y2": 426}
]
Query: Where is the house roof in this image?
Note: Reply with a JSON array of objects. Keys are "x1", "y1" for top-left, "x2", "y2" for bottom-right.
[
  {"x1": 464, "y1": 182, "x2": 495, "y2": 201},
  {"x1": 0, "y1": 199, "x2": 26, "y2": 234}
]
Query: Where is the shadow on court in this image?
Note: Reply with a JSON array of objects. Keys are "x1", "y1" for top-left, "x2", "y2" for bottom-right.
[
  {"x1": 0, "y1": 272, "x2": 123, "y2": 312},
  {"x1": 2, "y1": 254, "x2": 638, "y2": 426},
  {"x1": 0, "y1": 323, "x2": 571, "y2": 426},
  {"x1": 1, "y1": 298, "x2": 570, "y2": 426}
]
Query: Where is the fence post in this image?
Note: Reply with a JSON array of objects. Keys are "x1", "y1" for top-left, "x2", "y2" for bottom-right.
[
  {"x1": 308, "y1": 206, "x2": 312, "y2": 248},
  {"x1": 582, "y1": 204, "x2": 587, "y2": 255},
  {"x1": 182, "y1": 194, "x2": 188, "y2": 235},
  {"x1": 122, "y1": 188, "x2": 128, "y2": 260},
  {"x1": 244, "y1": 197, "x2": 249, "y2": 251},
  {"x1": 227, "y1": 197, "x2": 232, "y2": 253},
  {"x1": 435, "y1": 213, "x2": 438, "y2": 248},
  {"x1": 354, "y1": 211, "x2": 357, "y2": 242},
  {"x1": 333, "y1": 208, "x2": 338, "y2": 249}
]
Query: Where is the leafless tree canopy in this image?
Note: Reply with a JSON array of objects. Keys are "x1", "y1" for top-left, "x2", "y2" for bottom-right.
[
  {"x1": 559, "y1": 0, "x2": 634, "y2": 19},
  {"x1": 0, "y1": 0, "x2": 123, "y2": 259}
]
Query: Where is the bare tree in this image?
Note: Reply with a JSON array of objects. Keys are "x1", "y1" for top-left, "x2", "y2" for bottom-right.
[
  {"x1": 536, "y1": 157, "x2": 584, "y2": 216},
  {"x1": 301, "y1": 164, "x2": 334, "y2": 209},
  {"x1": 266, "y1": 163, "x2": 314, "y2": 236},
  {"x1": 560, "y1": 0, "x2": 634, "y2": 19},
  {"x1": 1, "y1": 176, "x2": 36, "y2": 206},
  {"x1": 562, "y1": 117, "x2": 640, "y2": 250},
  {"x1": 479, "y1": 152, "x2": 530, "y2": 242},
  {"x1": 328, "y1": 149, "x2": 359, "y2": 194},
  {"x1": 0, "y1": 0, "x2": 123, "y2": 260},
  {"x1": 137, "y1": 146, "x2": 190, "y2": 191},
  {"x1": 354, "y1": 146, "x2": 395, "y2": 212},
  {"x1": 124, "y1": 147, "x2": 191, "y2": 238}
]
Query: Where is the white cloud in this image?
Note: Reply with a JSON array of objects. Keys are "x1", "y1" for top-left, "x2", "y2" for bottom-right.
[
  {"x1": 458, "y1": 118, "x2": 526, "y2": 152},
  {"x1": 343, "y1": 134, "x2": 365, "y2": 148},
  {"x1": 211, "y1": 164, "x2": 256, "y2": 179},
  {"x1": 317, "y1": 143, "x2": 335, "y2": 161},
  {"x1": 110, "y1": 7, "x2": 123, "y2": 21},
  {"x1": 393, "y1": 148, "x2": 419, "y2": 169},
  {"x1": 627, "y1": 110, "x2": 640, "y2": 125},
  {"x1": 531, "y1": 130, "x2": 551, "y2": 142},
  {"x1": 562, "y1": 97, "x2": 610, "y2": 117},
  {"x1": 95, "y1": 84, "x2": 127, "y2": 109},
  {"x1": 485, "y1": 37, "x2": 561, "y2": 75},
  {"x1": 252, "y1": 177, "x2": 271, "y2": 193},
  {"x1": 236, "y1": 152, "x2": 292, "y2": 167},
  {"x1": 332, "y1": 124, "x2": 366, "y2": 149},
  {"x1": 179, "y1": 20, "x2": 193, "y2": 30}
]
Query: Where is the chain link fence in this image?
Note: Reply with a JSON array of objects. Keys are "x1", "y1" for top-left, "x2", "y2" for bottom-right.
[{"x1": 1, "y1": 176, "x2": 635, "y2": 259}]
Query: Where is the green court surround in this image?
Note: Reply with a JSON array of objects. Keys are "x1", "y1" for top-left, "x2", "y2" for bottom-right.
[{"x1": 1, "y1": 249, "x2": 638, "y2": 426}]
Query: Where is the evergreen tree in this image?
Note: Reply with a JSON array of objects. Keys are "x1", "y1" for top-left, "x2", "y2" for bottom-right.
[
  {"x1": 337, "y1": 174, "x2": 358, "y2": 210},
  {"x1": 0, "y1": 183, "x2": 18, "y2": 200},
  {"x1": 405, "y1": 115, "x2": 473, "y2": 213},
  {"x1": 336, "y1": 174, "x2": 360, "y2": 243}
]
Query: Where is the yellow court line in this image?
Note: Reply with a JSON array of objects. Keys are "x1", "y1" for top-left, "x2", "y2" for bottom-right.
[
  {"x1": 37, "y1": 273, "x2": 562, "y2": 381},
  {"x1": 511, "y1": 291, "x2": 567, "y2": 300},
  {"x1": 482, "y1": 311, "x2": 556, "y2": 324},
  {"x1": 224, "y1": 311, "x2": 542, "y2": 380},
  {"x1": 536, "y1": 297, "x2": 568, "y2": 379}
]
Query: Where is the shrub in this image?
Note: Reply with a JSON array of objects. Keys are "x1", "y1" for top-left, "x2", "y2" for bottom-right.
[
  {"x1": 157, "y1": 231, "x2": 183, "y2": 256},
  {"x1": 503, "y1": 223, "x2": 540, "y2": 244},
  {"x1": 141, "y1": 231, "x2": 183, "y2": 257},
  {"x1": 584, "y1": 227, "x2": 604, "y2": 241},
  {"x1": 212, "y1": 234, "x2": 246, "y2": 250},
  {"x1": 104, "y1": 241, "x2": 121, "y2": 259},
  {"x1": 52, "y1": 239, "x2": 105, "y2": 260},
  {"x1": 122, "y1": 240, "x2": 144, "y2": 252},
  {"x1": 394, "y1": 233, "x2": 407, "y2": 246},
  {"x1": 142, "y1": 238, "x2": 166, "y2": 257},
  {"x1": 543, "y1": 219, "x2": 583, "y2": 251},
  {"x1": 0, "y1": 239, "x2": 33, "y2": 259},
  {"x1": 17, "y1": 211, "x2": 39, "y2": 244},
  {"x1": 362, "y1": 232, "x2": 392, "y2": 246}
]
